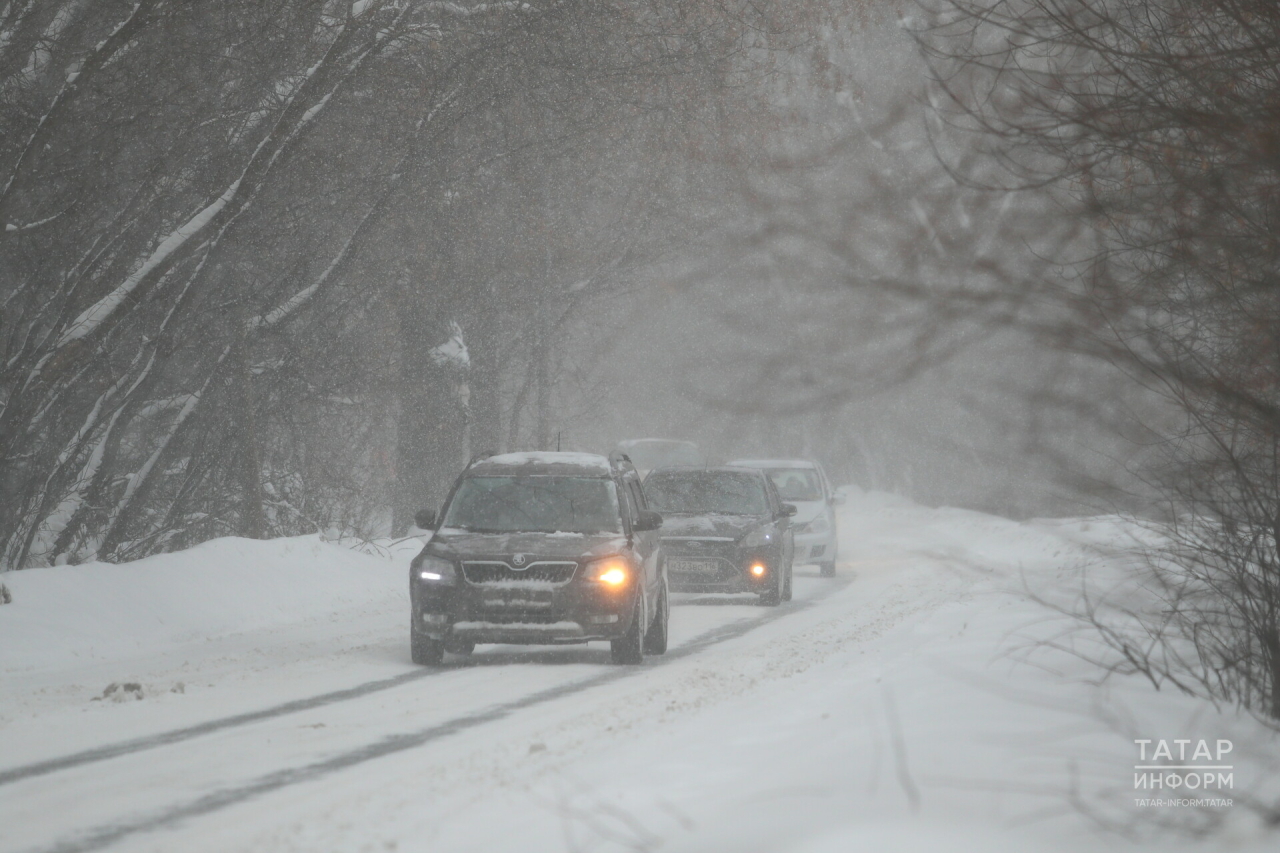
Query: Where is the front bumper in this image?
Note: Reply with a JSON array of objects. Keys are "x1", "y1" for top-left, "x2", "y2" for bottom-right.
[
  {"x1": 664, "y1": 539, "x2": 779, "y2": 593},
  {"x1": 411, "y1": 574, "x2": 639, "y2": 645},
  {"x1": 793, "y1": 529, "x2": 836, "y2": 564}
]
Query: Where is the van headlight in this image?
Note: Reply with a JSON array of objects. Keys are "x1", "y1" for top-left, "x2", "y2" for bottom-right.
[{"x1": 416, "y1": 556, "x2": 456, "y2": 584}]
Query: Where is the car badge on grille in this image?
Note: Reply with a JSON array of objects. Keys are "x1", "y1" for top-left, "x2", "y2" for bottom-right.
[{"x1": 511, "y1": 553, "x2": 527, "y2": 568}]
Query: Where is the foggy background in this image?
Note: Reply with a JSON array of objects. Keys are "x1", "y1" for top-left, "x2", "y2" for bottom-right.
[{"x1": 532, "y1": 11, "x2": 1164, "y2": 520}]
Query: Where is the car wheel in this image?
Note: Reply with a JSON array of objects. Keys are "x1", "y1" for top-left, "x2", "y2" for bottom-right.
[
  {"x1": 643, "y1": 580, "x2": 669, "y2": 655},
  {"x1": 611, "y1": 596, "x2": 645, "y2": 664},
  {"x1": 445, "y1": 637, "x2": 475, "y2": 656},
  {"x1": 758, "y1": 565, "x2": 782, "y2": 606},
  {"x1": 819, "y1": 561, "x2": 836, "y2": 578},
  {"x1": 782, "y1": 560, "x2": 793, "y2": 602},
  {"x1": 411, "y1": 624, "x2": 445, "y2": 666}
]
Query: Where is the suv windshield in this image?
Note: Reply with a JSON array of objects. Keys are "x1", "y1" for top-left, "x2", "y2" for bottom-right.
[
  {"x1": 765, "y1": 468, "x2": 823, "y2": 501},
  {"x1": 643, "y1": 471, "x2": 768, "y2": 516},
  {"x1": 441, "y1": 476, "x2": 621, "y2": 534}
]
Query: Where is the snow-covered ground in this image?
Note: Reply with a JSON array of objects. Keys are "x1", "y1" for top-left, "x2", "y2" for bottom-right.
[{"x1": 1, "y1": 491, "x2": 1277, "y2": 853}]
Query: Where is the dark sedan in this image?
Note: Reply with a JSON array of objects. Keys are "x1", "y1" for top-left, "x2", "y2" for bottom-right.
[{"x1": 642, "y1": 467, "x2": 795, "y2": 605}]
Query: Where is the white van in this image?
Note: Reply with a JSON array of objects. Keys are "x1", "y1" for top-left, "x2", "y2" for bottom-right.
[{"x1": 726, "y1": 458, "x2": 843, "y2": 576}]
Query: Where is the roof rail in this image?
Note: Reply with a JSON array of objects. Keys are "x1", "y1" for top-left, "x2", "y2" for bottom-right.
[{"x1": 466, "y1": 451, "x2": 495, "y2": 467}]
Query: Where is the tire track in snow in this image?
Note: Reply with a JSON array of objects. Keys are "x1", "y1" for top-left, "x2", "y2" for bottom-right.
[
  {"x1": 22, "y1": 578, "x2": 853, "y2": 853},
  {"x1": 0, "y1": 669, "x2": 437, "y2": 788}
]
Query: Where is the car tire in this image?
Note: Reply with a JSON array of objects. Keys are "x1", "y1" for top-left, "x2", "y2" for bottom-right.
[
  {"x1": 411, "y1": 625, "x2": 445, "y2": 665},
  {"x1": 782, "y1": 560, "x2": 793, "y2": 602},
  {"x1": 819, "y1": 560, "x2": 836, "y2": 577},
  {"x1": 643, "y1": 580, "x2": 669, "y2": 655},
  {"x1": 611, "y1": 596, "x2": 645, "y2": 664},
  {"x1": 758, "y1": 565, "x2": 782, "y2": 606},
  {"x1": 445, "y1": 637, "x2": 475, "y2": 656}
]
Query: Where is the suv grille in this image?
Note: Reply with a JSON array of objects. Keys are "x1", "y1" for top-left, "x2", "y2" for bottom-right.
[{"x1": 461, "y1": 561, "x2": 578, "y2": 585}]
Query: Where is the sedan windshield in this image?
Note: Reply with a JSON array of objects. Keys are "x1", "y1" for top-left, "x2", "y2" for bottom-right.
[
  {"x1": 765, "y1": 468, "x2": 823, "y2": 502},
  {"x1": 441, "y1": 476, "x2": 621, "y2": 534},
  {"x1": 643, "y1": 471, "x2": 768, "y2": 516}
]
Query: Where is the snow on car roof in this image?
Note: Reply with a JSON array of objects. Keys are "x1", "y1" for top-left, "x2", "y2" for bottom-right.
[
  {"x1": 727, "y1": 459, "x2": 818, "y2": 469},
  {"x1": 474, "y1": 451, "x2": 612, "y2": 472},
  {"x1": 618, "y1": 438, "x2": 698, "y2": 447}
]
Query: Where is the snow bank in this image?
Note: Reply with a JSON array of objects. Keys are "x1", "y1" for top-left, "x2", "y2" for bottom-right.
[{"x1": 0, "y1": 535, "x2": 411, "y2": 674}]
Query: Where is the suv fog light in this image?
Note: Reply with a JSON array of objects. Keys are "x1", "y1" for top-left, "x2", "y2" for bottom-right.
[
  {"x1": 750, "y1": 563, "x2": 766, "y2": 577},
  {"x1": 588, "y1": 614, "x2": 619, "y2": 624},
  {"x1": 421, "y1": 612, "x2": 448, "y2": 625}
]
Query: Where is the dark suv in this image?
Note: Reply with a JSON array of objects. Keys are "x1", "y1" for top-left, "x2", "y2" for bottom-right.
[{"x1": 409, "y1": 451, "x2": 667, "y2": 665}]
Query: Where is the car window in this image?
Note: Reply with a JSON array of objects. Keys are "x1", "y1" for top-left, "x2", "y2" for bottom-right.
[
  {"x1": 627, "y1": 479, "x2": 647, "y2": 513},
  {"x1": 617, "y1": 479, "x2": 638, "y2": 524},
  {"x1": 764, "y1": 479, "x2": 782, "y2": 514},
  {"x1": 441, "y1": 475, "x2": 621, "y2": 534},
  {"x1": 643, "y1": 470, "x2": 768, "y2": 515},
  {"x1": 765, "y1": 468, "x2": 823, "y2": 502}
]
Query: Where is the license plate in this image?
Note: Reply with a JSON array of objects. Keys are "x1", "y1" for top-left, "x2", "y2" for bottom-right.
[
  {"x1": 670, "y1": 559, "x2": 718, "y2": 574},
  {"x1": 483, "y1": 594, "x2": 552, "y2": 609}
]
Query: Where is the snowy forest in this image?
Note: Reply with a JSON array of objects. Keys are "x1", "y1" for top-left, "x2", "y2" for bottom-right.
[
  {"x1": 0, "y1": 0, "x2": 821, "y2": 567},
  {"x1": 3, "y1": 0, "x2": 1280, "y2": 847}
]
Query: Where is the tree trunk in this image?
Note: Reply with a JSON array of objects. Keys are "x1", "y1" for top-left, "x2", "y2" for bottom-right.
[
  {"x1": 467, "y1": 313, "x2": 503, "y2": 456},
  {"x1": 393, "y1": 304, "x2": 467, "y2": 534},
  {"x1": 234, "y1": 345, "x2": 265, "y2": 539}
]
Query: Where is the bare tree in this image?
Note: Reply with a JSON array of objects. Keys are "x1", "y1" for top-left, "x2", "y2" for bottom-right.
[
  {"x1": 914, "y1": 0, "x2": 1280, "y2": 717},
  {"x1": 0, "y1": 0, "x2": 814, "y2": 565}
]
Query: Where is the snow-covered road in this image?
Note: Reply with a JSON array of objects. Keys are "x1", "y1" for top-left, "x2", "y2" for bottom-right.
[{"x1": 2, "y1": 493, "x2": 1275, "y2": 853}]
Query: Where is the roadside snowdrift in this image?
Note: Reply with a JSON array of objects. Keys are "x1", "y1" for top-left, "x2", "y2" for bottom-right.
[
  {"x1": 1, "y1": 491, "x2": 1277, "y2": 853},
  {"x1": 0, "y1": 536, "x2": 409, "y2": 674}
]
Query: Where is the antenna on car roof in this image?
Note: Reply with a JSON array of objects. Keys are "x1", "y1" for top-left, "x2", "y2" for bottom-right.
[{"x1": 556, "y1": 431, "x2": 561, "y2": 452}]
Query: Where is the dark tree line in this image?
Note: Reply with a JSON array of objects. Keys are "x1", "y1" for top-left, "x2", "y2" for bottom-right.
[
  {"x1": 0, "y1": 1, "x2": 809, "y2": 568},
  {"x1": 916, "y1": 0, "x2": 1280, "y2": 719}
]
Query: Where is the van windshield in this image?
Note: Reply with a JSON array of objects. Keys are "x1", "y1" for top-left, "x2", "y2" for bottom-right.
[
  {"x1": 765, "y1": 468, "x2": 823, "y2": 501},
  {"x1": 441, "y1": 476, "x2": 621, "y2": 534}
]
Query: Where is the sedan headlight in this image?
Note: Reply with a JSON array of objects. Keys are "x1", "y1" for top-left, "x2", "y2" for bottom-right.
[
  {"x1": 739, "y1": 527, "x2": 772, "y2": 548},
  {"x1": 416, "y1": 555, "x2": 456, "y2": 584},
  {"x1": 585, "y1": 556, "x2": 631, "y2": 588},
  {"x1": 800, "y1": 515, "x2": 831, "y2": 535}
]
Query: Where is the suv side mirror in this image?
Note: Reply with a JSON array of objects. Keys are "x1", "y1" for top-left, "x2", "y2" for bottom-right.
[
  {"x1": 781, "y1": 503, "x2": 798, "y2": 517},
  {"x1": 414, "y1": 508, "x2": 437, "y2": 530},
  {"x1": 634, "y1": 510, "x2": 663, "y2": 532}
]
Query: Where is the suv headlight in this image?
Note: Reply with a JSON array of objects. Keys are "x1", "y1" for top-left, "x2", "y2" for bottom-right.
[
  {"x1": 584, "y1": 556, "x2": 631, "y2": 588},
  {"x1": 416, "y1": 555, "x2": 456, "y2": 584},
  {"x1": 800, "y1": 515, "x2": 830, "y2": 535},
  {"x1": 740, "y1": 527, "x2": 772, "y2": 548}
]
